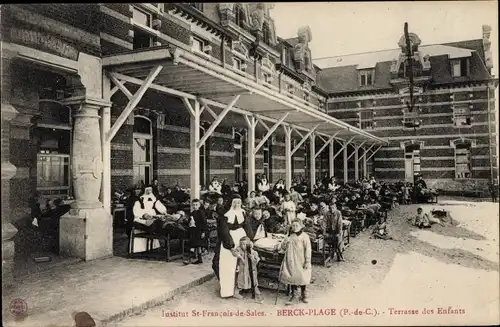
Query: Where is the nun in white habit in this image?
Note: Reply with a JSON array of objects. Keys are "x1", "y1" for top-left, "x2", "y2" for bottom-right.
[{"x1": 216, "y1": 194, "x2": 252, "y2": 298}]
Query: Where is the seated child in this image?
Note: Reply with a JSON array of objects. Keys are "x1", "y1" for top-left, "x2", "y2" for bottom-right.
[
  {"x1": 280, "y1": 219, "x2": 312, "y2": 305},
  {"x1": 411, "y1": 207, "x2": 431, "y2": 229},
  {"x1": 371, "y1": 217, "x2": 392, "y2": 240},
  {"x1": 234, "y1": 236, "x2": 263, "y2": 303}
]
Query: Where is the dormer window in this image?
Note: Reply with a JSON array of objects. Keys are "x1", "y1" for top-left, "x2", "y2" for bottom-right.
[
  {"x1": 263, "y1": 72, "x2": 272, "y2": 84},
  {"x1": 132, "y1": 7, "x2": 154, "y2": 49},
  {"x1": 262, "y1": 22, "x2": 271, "y2": 45},
  {"x1": 303, "y1": 92, "x2": 310, "y2": 102},
  {"x1": 451, "y1": 58, "x2": 469, "y2": 77},
  {"x1": 190, "y1": 3, "x2": 204, "y2": 12},
  {"x1": 235, "y1": 5, "x2": 245, "y2": 29},
  {"x1": 233, "y1": 57, "x2": 246, "y2": 72},
  {"x1": 359, "y1": 69, "x2": 375, "y2": 86},
  {"x1": 192, "y1": 36, "x2": 211, "y2": 55},
  {"x1": 152, "y1": 3, "x2": 164, "y2": 11}
]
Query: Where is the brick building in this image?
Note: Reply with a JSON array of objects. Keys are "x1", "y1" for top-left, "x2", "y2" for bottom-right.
[
  {"x1": 315, "y1": 27, "x2": 498, "y2": 193},
  {"x1": 1, "y1": 3, "x2": 386, "y2": 285}
]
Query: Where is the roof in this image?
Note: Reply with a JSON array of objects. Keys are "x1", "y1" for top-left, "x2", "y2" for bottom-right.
[{"x1": 314, "y1": 39, "x2": 491, "y2": 94}]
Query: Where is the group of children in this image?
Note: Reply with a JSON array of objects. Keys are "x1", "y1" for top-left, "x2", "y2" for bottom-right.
[{"x1": 232, "y1": 219, "x2": 313, "y2": 305}]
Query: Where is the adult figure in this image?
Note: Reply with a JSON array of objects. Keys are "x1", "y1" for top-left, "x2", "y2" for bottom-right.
[
  {"x1": 327, "y1": 177, "x2": 341, "y2": 192},
  {"x1": 258, "y1": 175, "x2": 270, "y2": 195},
  {"x1": 209, "y1": 176, "x2": 222, "y2": 194},
  {"x1": 273, "y1": 179, "x2": 286, "y2": 194},
  {"x1": 248, "y1": 208, "x2": 268, "y2": 241},
  {"x1": 213, "y1": 194, "x2": 252, "y2": 298},
  {"x1": 151, "y1": 179, "x2": 160, "y2": 198}
]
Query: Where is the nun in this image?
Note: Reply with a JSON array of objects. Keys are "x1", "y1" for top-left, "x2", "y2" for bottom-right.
[{"x1": 213, "y1": 194, "x2": 252, "y2": 298}]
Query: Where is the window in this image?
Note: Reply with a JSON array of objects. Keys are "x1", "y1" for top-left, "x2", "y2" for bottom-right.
[
  {"x1": 404, "y1": 145, "x2": 421, "y2": 182},
  {"x1": 192, "y1": 36, "x2": 211, "y2": 55},
  {"x1": 262, "y1": 22, "x2": 270, "y2": 45},
  {"x1": 132, "y1": 7, "x2": 153, "y2": 49},
  {"x1": 263, "y1": 138, "x2": 271, "y2": 181},
  {"x1": 190, "y1": 3, "x2": 204, "y2": 11},
  {"x1": 152, "y1": 3, "x2": 164, "y2": 11},
  {"x1": 233, "y1": 57, "x2": 246, "y2": 72},
  {"x1": 235, "y1": 5, "x2": 245, "y2": 29},
  {"x1": 454, "y1": 141, "x2": 472, "y2": 179},
  {"x1": 263, "y1": 72, "x2": 272, "y2": 84},
  {"x1": 36, "y1": 128, "x2": 71, "y2": 196},
  {"x1": 402, "y1": 107, "x2": 421, "y2": 129},
  {"x1": 133, "y1": 116, "x2": 153, "y2": 186},
  {"x1": 303, "y1": 92, "x2": 310, "y2": 102},
  {"x1": 451, "y1": 58, "x2": 469, "y2": 77},
  {"x1": 200, "y1": 126, "x2": 207, "y2": 187},
  {"x1": 234, "y1": 129, "x2": 243, "y2": 182},
  {"x1": 287, "y1": 84, "x2": 295, "y2": 94},
  {"x1": 359, "y1": 69, "x2": 374, "y2": 86},
  {"x1": 359, "y1": 110, "x2": 374, "y2": 129},
  {"x1": 453, "y1": 105, "x2": 472, "y2": 127},
  {"x1": 403, "y1": 59, "x2": 419, "y2": 78}
]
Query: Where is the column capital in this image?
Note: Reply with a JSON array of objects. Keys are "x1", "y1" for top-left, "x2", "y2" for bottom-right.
[
  {"x1": 61, "y1": 96, "x2": 112, "y2": 110},
  {"x1": 10, "y1": 109, "x2": 38, "y2": 128},
  {"x1": 1, "y1": 161, "x2": 17, "y2": 181},
  {"x1": 1, "y1": 103, "x2": 19, "y2": 122}
]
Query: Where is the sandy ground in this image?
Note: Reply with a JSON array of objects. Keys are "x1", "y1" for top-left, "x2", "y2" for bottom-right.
[{"x1": 112, "y1": 199, "x2": 499, "y2": 326}]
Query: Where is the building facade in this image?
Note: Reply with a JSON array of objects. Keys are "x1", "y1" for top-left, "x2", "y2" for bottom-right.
[
  {"x1": 3, "y1": 3, "x2": 386, "y2": 285},
  {"x1": 316, "y1": 28, "x2": 498, "y2": 193}
]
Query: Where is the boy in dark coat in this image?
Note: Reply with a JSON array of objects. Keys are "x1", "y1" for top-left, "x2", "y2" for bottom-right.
[{"x1": 183, "y1": 199, "x2": 207, "y2": 265}]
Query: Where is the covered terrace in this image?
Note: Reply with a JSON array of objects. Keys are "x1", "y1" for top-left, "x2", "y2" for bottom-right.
[{"x1": 101, "y1": 45, "x2": 388, "y2": 211}]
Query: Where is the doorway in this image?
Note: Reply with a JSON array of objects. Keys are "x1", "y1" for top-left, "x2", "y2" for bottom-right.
[{"x1": 404, "y1": 143, "x2": 421, "y2": 183}]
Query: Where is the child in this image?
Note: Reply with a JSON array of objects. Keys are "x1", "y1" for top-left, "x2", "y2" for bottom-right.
[
  {"x1": 183, "y1": 199, "x2": 207, "y2": 265},
  {"x1": 281, "y1": 193, "x2": 297, "y2": 226},
  {"x1": 280, "y1": 219, "x2": 312, "y2": 305},
  {"x1": 234, "y1": 236, "x2": 263, "y2": 303},
  {"x1": 411, "y1": 207, "x2": 431, "y2": 229}
]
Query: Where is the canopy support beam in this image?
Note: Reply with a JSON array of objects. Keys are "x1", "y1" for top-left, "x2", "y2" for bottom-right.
[
  {"x1": 106, "y1": 65, "x2": 162, "y2": 143},
  {"x1": 315, "y1": 132, "x2": 339, "y2": 159},
  {"x1": 366, "y1": 145, "x2": 383, "y2": 161},
  {"x1": 309, "y1": 133, "x2": 316, "y2": 191},
  {"x1": 358, "y1": 144, "x2": 376, "y2": 162},
  {"x1": 329, "y1": 140, "x2": 335, "y2": 177},
  {"x1": 284, "y1": 125, "x2": 292, "y2": 190},
  {"x1": 332, "y1": 136, "x2": 356, "y2": 160},
  {"x1": 347, "y1": 140, "x2": 367, "y2": 161},
  {"x1": 245, "y1": 115, "x2": 257, "y2": 194},
  {"x1": 254, "y1": 112, "x2": 289, "y2": 154},
  {"x1": 197, "y1": 94, "x2": 240, "y2": 149},
  {"x1": 188, "y1": 99, "x2": 201, "y2": 202},
  {"x1": 291, "y1": 124, "x2": 319, "y2": 156}
]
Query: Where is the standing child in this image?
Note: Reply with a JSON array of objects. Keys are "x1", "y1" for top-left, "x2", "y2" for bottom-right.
[
  {"x1": 184, "y1": 199, "x2": 207, "y2": 265},
  {"x1": 280, "y1": 219, "x2": 312, "y2": 305},
  {"x1": 234, "y1": 236, "x2": 263, "y2": 303},
  {"x1": 281, "y1": 193, "x2": 297, "y2": 227}
]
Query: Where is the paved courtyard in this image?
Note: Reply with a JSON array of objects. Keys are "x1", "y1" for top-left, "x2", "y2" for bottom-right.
[{"x1": 112, "y1": 199, "x2": 499, "y2": 326}]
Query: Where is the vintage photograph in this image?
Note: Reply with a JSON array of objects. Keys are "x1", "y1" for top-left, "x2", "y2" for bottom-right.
[{"x1": 1, "y1": 2, "x2": 499, "y2": 326}]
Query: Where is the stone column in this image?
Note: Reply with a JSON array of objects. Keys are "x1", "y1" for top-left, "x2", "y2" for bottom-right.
[
  {"x1": 59, "y1": 96, "x2": 113, "y2": 261},
  {"x1": 1, "y1": 103, "x2": 19, "y2": 289}
]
